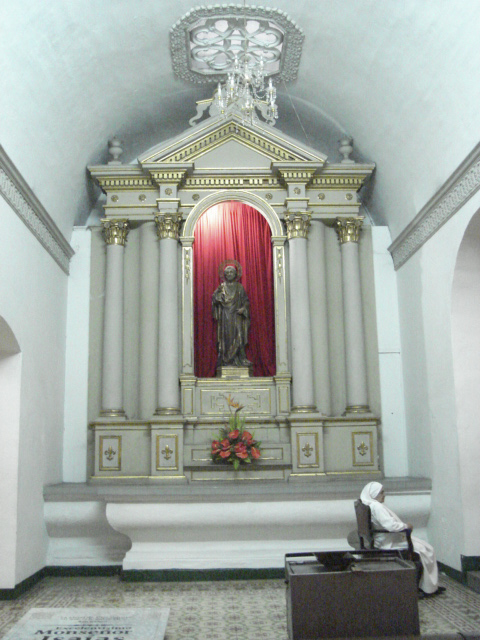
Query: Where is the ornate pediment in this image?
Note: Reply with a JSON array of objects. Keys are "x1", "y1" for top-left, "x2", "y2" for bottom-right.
[{"x1": 138, "y1": 116, "x2": 327, "y2": 167}]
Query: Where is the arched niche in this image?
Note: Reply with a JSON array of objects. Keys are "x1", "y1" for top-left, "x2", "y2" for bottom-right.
[
  {"x1": 179, "y1": 191, "x2": 290, "y2": 417},
  {"x1": 182, "y1": 191, "x2": 284, "y2": 238},
  {"x1": 191, "y1": 201, "x2": 276, "y2": 378}
]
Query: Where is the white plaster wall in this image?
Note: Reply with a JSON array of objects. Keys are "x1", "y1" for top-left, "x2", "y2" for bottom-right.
[
  {"x1": 396, "y1": 188, "x2": 480, "y2": 569},
  {"x1": 0, "y1": 197, "x2": 68, "y2": 587},
  {"x1": 371, "y1": 227, "x2": 408, "y2": 476},
  {"x1": 451, "y1": 207, "x2": 480, "y2": 556},
  {"x1": 63, "y1": 228, "x2": 91, "y2": 482}
]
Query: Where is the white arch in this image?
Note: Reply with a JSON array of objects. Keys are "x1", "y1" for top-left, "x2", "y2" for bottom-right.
[
  {"x1": 0, "y1": 315, "x2": 21, "y2": 588},
  {"x1": 451, "y1": 207, "x2": 480, "y2": 556},
  {"x1": 182, "y1": 191, "x2": 284, "y2": 238}
]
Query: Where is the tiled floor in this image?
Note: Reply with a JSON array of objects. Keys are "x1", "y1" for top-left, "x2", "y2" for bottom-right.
[{"x1": 1, "y1": 574, "x2": 480, "y2": 639}]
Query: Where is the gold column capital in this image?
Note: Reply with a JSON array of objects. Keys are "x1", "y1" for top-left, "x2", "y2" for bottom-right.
[
  {"x1": 101, "y1": 219, "x2": 129, "y2": 246},
  {"x1": 284, "y1": 211, "x2": 312, "y2": 240},
  {"x1": 155, "y1": 213, "x2": 183, "y2": 240},
  {"x1": 334, "y1": 217, "x2": 364, "y2": 244}
]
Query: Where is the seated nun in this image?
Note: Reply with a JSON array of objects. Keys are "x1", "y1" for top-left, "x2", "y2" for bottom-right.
[{"x1": 360, "y1": 481, "x2": 444, "y2": 596}]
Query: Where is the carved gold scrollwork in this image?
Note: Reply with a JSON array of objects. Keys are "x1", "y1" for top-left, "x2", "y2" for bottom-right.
[
  {"x1": 334, "y1": 217, "x2": 364, "y2": 244},
  {"x1": 155, "y1": 213, "x2": 183, "y2": 240},
  {"x1": 284, "y1": 211, "x2": 311, "y2": 239},
  {"x1": 276, "y1": 247, "x2": 283, "y2": 278},
  {"x1": 102, "y1": 219, "x2": 129, "y2": 246},
  {"x1": 185, "y1": 248, "x2": 191, "y2": 282}
]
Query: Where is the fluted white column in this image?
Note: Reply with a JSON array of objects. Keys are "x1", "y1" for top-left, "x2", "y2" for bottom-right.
[
  {"x1": 139, "y1": 221, "x2": 159, "y2": 418},
  {"x1": 100, "y1": 219, "x2": 129, "y2": 417},
  {"x1": 334, "y1": 217, "x2": 370, "y2": 413},
  {"x1": 286, "y1": 212, "x2": 316, "y2": 411},
  {"x1": 155, "y1": 213, "x2": 182, "y2": 414},
  {"x1": 308, "y1": 221, "x2": 331, "y2": 415}
]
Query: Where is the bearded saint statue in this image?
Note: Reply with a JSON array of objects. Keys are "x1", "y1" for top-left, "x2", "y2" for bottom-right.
[{"x1": 212, "y1": 261, "x2": 252, "y2": 369}]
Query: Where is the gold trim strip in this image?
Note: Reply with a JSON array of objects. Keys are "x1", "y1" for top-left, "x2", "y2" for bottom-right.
[
  {"x1": 190, "y1": 473, "x2": 285, "y2": 482},
  {"x1": 90, "y1": 475, "x2": 186, "y2": 480},
  {"x1": 103, "y1": 204, "x2": 157, "y2": 208}
]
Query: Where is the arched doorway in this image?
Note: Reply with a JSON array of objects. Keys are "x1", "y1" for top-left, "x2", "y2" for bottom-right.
[
  {"x1": 0, "y1": 315, "x2": 21, "y2": 588},
  {"x1": 451, "y1": 207, "x2": 480, "y2": 556}
]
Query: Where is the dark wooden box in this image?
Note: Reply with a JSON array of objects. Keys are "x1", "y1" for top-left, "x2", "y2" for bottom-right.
[{"x1": 285, "y1": 551, "x2": 420, "y2": 639}]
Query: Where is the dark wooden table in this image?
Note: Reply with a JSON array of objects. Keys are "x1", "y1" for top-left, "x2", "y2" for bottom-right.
[{"x1": 285, "y1": 551, "x2": 420, "y2": 639}]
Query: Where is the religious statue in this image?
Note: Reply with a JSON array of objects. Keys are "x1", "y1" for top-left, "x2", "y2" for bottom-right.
[{"x1": 212, "y1": 261, "x2": 252, "y2": 370}]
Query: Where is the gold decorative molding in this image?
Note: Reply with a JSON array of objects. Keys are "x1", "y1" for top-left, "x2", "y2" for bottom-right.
[
  {"x1": 276, "y1": 247, "x2": 283, "y2": 279},
  {"x1": 277, "y1": 168, "x2": 318, "y2": 184},
  {"x1": 344, "y1": 403, "x2": 370, "y2": 413},
  {"x1": 101, "y1": 219, "x2": 129, "y2": 246},
  {"x1": 154, "y1": 406, "x2": 181, "y2": 415},
  {"x1": 155, "y1": 213, "x2": 183, "y2": 240},
  {"x1": 158, "y1": 122, "x2": 306, "y2": 164},
  {"x1": 311, "y1": 176, "x2": 366, "y2": 190},
  {"x1": 96, "y1": 176, "x2": 155, "y2": 190},
  {"x1": 334, "y1": 217, "x2": 364, "y2": 244},
  {"x1": 284, "y1": 212, "x2": 312, "y2": 239},
  {"x1": 183, "y1": 175, "x2": 281, "y2": 189},
  {"x1": 184, "y1": 248, "x2": 192, "y2": 282},
  {"x1": 291, "y1": 404, "x2": 317, "y2": 412},
  {"x1": 148, "y1": 169, "x2": 188, "y2": 186}
]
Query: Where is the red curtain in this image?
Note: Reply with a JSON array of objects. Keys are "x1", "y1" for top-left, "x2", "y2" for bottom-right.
[{"x1": 193, "y1": 201, "x2": 276, "y2": 378}]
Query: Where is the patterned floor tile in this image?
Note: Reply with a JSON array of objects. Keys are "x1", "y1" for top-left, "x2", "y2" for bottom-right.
[{"x1": 1, "y1": 573, "x2": 480, "y2": 639}]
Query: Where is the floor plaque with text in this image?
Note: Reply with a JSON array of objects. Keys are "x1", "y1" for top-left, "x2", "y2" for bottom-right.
[{"x1": 3, "y1": 607, "x2": 169, "y2": 640}]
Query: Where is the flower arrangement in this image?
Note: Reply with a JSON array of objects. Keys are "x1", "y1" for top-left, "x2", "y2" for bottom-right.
[{"x1": 211, "y1": 395, "x2": 261, "y2": 470}]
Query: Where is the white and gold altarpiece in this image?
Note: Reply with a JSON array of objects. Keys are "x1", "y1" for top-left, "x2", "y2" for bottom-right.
[{"x1": 87, "y1": 113, "x2": 380, "y2": 484}]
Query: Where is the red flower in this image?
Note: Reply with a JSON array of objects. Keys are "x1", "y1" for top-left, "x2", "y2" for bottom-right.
[
  {"x1": 241, "y1": 431, "x2": 254, "y2": 444},
  {"x1": 228, "y1": 429, "x2": 240, "y2": 440},
  {"x1": 220, "y1": 449, "x2": 231, "y2": 458},
  {"x1": 221, "y1": 438, "x2": 231, "y2": 449},
  {"x1": 250, "y1": 446, "x2": 261, "y2": 459},
  {"x1": 234, "y1": 442, "x2": 249, "y2": 459},
  {"x1": 211, "y1": 440, "x2": 221, "y2": 455}
]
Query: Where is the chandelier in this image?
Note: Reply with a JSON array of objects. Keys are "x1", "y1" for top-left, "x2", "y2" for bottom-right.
[
  {"x1": 171, "y1": 6, "x2": 304, "y2": 129},
  {"x1": 213, "y1": 53, "x2": 278, "y2": 126}
]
